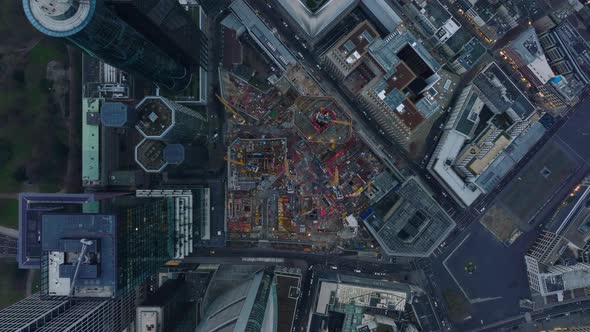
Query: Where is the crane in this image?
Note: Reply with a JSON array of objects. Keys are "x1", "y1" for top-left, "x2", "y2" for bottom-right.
[
  {"x1": 216, "y1": 94, "x2": 245, "y2": 125},
  {"x1": 330, "y1": 167, "x2": 339, "y2": 187},
  {"x1": 69, "y1": 238, "x2": 94, "y2": 297},
  {"x1": 330, "y1": 119, "x2": 352, "y2": 126},
  {"x1": 348, "y1": 180, "x2": 372, "y2": 198},
  {"x1": 224, "y1": 156, "x2": 245, "y2": 165}
]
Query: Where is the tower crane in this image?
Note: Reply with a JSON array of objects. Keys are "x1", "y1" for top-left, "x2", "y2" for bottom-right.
[{"x1": 216, "y1": 94, "x2": 246, "y2": 125}]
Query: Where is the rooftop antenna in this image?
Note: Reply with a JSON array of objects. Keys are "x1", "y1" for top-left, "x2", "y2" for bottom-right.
[{"x1": 69, "y1": 238, "x2": 94, "y2": 297}]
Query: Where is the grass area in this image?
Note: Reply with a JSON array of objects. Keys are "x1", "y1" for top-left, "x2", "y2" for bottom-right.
[
  {"x1": 443, "y1": 289, "x2": 471, "y2": 322},
  {"x1": 480, "y1": 205, "x2": 518, "y2": 242},
  {"x1": 0, "y1": 199, "x2": 18, "y2": 229},
  {"x1": 0, "y1": 262, "x2": 28, "y2": 309},
  {"x1": 0, "y1": 38, "x2": 68, "y2": 193}
]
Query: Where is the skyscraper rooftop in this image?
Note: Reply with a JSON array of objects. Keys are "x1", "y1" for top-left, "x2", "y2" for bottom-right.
[
  {"x1": 41, "y1": 214, "x2": 117, "y2": 298},
  {"x1": 135, "y1": 138, "x2": 168, "y2": 173},
  {"x1": 136, "y1": 97, "x2": 174, "y2": 138}
]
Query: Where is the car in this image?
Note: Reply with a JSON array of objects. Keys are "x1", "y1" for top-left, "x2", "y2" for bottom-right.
[
  {"x1": 297, "y1": 52, "x2": 305, "y2": 60},
  {"x1": 354, "y1": 269, "x2": 361, "y2": 273},
  {"x1": 301, "y1": 43, "x2": 308, "y2": 49},
  {"x1": 330, "y1": 265, "x2": 338, "y2": 270},
  {"x1": 267, "y1": 3, "x2": 272, "y2": 8},
  {"x1": 316, "y1": 64, "x2": 322, "y2": 70},
  {"x1": 209, "y1": 250, "x2": 216, "y2": 254},
  {"x1": 294, "y1": 35, "x2": 300, "y2": 41}
]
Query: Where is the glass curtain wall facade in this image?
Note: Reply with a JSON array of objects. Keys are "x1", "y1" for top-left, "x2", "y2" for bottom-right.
[{"x1": 23, "y1": 0, "x2": 191, "y2": 91}]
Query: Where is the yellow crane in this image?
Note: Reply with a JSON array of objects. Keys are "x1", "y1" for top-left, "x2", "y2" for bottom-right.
[
  {"x1": 330, "y1": 167, "x2": 339, "y2": 187},
  {"x1": 330, "y1": 119, "x2": 352, "y2": 126},
  {"x1": 224, "y1": 156, "x2": 245, "y2": 166},
  {"x1": 216, "y1": 94, "x2": 246, "y2": 125},
  {"x1": 349, "y1": 180, "x2": 371, "y2": 197}
]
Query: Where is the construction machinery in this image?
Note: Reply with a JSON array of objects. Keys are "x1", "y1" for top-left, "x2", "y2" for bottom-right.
[
  {"x1": 216, "y1": 94, "x2": 246, "y2": 125},
  {"x1": 330, "y1": 167, "x2": 339, "y2": 187},
  {"x1": 224, "y1": 156, "x2": 245, "y2": 165},
  {"x1": 330, "y1": 119, "x2": 352, "y2": 126},
  {"x1": 347, "y1": 180, "x2": 371, "y2": 198}
]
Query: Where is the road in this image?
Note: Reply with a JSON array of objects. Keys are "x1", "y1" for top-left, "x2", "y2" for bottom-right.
[
  {"x1": 247, "y1": 0, "x2": 466, "y2": 216},
  {"x1": 470, "y1": 299, "x2": 590, "y2": 332}
]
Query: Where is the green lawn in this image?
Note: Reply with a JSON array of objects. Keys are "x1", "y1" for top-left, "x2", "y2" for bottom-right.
[
  {"x1": 0, "y1": 39, "x2": 67, "y2": 193},
  {"x1": 0, "y1": 199, "x2": 18, "y2": 229},
  {"x1": 0, "y1": 262, "x2": 28, "y2": 309}
]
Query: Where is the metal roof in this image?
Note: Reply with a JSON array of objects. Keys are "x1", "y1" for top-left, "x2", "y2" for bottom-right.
[{"x1": 82, "y1": 98, "x2": 101, "y2": 186}]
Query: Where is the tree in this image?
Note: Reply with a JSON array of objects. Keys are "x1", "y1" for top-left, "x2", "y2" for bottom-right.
[{"x1": 0, "y1": 139, "x2": 14, "y2": 166}]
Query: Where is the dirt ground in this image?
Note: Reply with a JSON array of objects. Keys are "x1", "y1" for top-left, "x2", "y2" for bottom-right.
[{"x1": 480, "y1": 205, "x2": 520, "y2": 243}]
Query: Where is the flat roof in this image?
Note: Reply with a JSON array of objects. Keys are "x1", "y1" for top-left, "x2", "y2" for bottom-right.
[
  {"x1": 41, "y1": 214, "x2": 117, "y2": 298},
  {"x1": 231, "y1": 0, "x2": 296, "y2": 70},
  {"x1": 363, "y1": 178, "x2": 456, "y2": 256},
  {"x1": 475, "y1": 121, "x2": 546, "y2": 192},
  {"x1": 18, "y1": 193, "x2": 99, "y2": 269},
  {"x1": 504, "y1": 27, "x2": 555, "y2": 84},
  {"x1": 473, "y1": 62, "x2": 536, "y2": 120},
  {"x1": 429, "y1": 131, "x2": 482, "y2": 206},
  {"x1": 359, "y1": 0, "x2": 402, "y2": 34},
  {"x1": 82, "y1": 98, "x2": 101, "y2": 186}
]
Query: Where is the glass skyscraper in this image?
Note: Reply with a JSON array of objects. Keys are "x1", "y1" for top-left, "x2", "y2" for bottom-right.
[
  {"x1": 22, "y1": 0, "x2": 196, "y2": 91},
  {"x1": 2, "y1": 193, "x2": 175, "y2": 331}
]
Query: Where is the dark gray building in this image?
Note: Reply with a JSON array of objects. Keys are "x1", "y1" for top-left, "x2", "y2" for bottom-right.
[{"x1": 23, "y1": 0, "x2": 206, "y2": 91}]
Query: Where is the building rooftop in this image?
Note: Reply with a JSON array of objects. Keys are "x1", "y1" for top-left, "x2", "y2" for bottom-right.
[
  {"x1": 275, "y1": 0, "x2": 357, "y2": 40},
  {"x1": 405, "y1": 0, "x2": 460, "y2": 43},
  {"x1": 231, "y1": 0, "x2": 296, "y2": 70},
  {"x1": 359, "y1": 0, "x2": 402, "y2": 34},
  {"x1": 41, "y1": 214, "x2": 117, "y2": 298},
  {"x1": 503, "y1": 27, "x2": 555, "y2": 85},
  {"x1": 18, "y1": 193, "x2": 100, "y2": 269},
  {"x1": 82, "y1": 98, "x2": 101, "y2": 187},
  {"x1": 473, "y1": 63, "x2": 536, "y2": 120},
  {"x1": 23, "y1": 0, "x2": 95, "y2": 37},
  {"x1": 369, "y1": 30, "x2": 441, "y2": 74},
  {"x1": 100, "y1": 102, "x2": 135, "y2": 128},
  {"x1": 135, "y1": 138, "x2": 168, "y2": 173},
  {"x1": 362, "y1": 178, "x2": 455, "y2": 257},
  {"x1": 429, "y1": 131, "x2": 482, "y2": 206},
  {"x1": 475, "y1": 121, "x2": 546, "y2": 192},
  {"x1": 136, "y1": 97, "x2": 174, "y2": 138}
]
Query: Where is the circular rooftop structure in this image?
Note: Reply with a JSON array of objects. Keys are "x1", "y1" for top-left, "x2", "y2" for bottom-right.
[
  {"x1": 100, "y1": 102, "x2": 135, "y2": 128},
  {"x1": 163, "y1": 144, "x2": 185, "y2": 165},
  {"x1": 23, "y1": 0, "x2": 96, "y2": 37}
]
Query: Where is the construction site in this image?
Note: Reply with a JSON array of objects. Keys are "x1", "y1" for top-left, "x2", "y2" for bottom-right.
[{"x1": 220, "y1": 68, "x2": 388, "y2": 252}]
